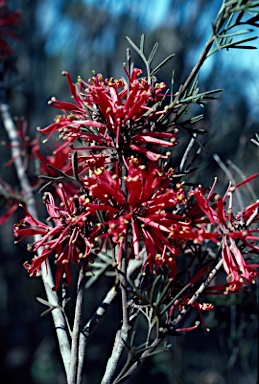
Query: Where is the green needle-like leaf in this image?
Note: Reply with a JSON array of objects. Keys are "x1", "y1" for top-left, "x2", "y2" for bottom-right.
[
  {"x1": 148, "y1": 275, "x2": 161, "y2": 304},
  {"x1": 151, "y1": 53, "x2": 175, "y2": 76},
  {"x1": 147, "y1": 42, "x2": 159, "y2": 65},
  {"x1": 140, "y1": 34, "x2": 145, "y2": 53}
]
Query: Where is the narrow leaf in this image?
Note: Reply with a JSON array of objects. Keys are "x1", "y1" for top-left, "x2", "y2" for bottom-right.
[
  {"x1": 229, "y1": 45, "x2": 257, "y2": 49},
  {"x1": 180, "y1": 88, "x2": 222, "y2": 103},
  {"x1": 148, "y1": 42, "x2": 159, "y2": 65},
  {"x1": 126, "y1": 36, "x2": 142, "y2": 56},
  {"x1": 155, "y1": 279, "x2": 173, "y2": 307},
  {"x1": 236, "y1": 10, "x2": 244, "y2": 23},
  {"x1": 151, "y1": 53, "x2": 175, "y2": 76},
  {"x1": 36, "y1": 297, "x2": 54, "y2": 307},
  {"x1": 72, "y1": 150, "x2": 79, "y2": 180},
  {"x1": 149, "y1": 275, "x2": 161, "y2": 304},
  {"x1": 188, "y1": 75, "x2": 199, "y2": 96},
  {"x1": 140, "y1": 34, "x2": 145, "y2": 53},
  {"x1": 40, "y1": 307, "x2": 56, "y2": 317},
  {"x1": 190, "y1": 114, "x2": 204, "y2": 124},
  {"x1": 219, "y1": 29, "x2": 254, "y2": 38}
]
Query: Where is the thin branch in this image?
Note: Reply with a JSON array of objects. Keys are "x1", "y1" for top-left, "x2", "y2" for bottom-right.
[
  {"x1": 81, "y1": 286, "x2": 119, "y2": 341},
  {"x1": 68, "y1": 261, "x2": 86, "y2": 384},
  {"x1": 77, "y1": 255, "x2": 144, "y2": 383},
  {"x1": 0, "y1": 100, "x2": 71, "y2": 375},
  {"x1": 181, "y1": 36, "x2": 215, "y2": 95},
  {"x1": 179, "y1": 133, "x2": 197, "y2": 172},
  {"x1": 213, "y1": 153, "x2": 244, "y2": 210},
  {"x1": 120, "y1": 250, "x2": 130, "y2": 333},
  {"x1": 100, "y1": 246, "x2": 131, "y2": 384}
]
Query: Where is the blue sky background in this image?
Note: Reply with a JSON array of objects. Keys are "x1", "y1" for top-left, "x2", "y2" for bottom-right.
[
  {"x1": 35, "y1": 1, "x2": 259, "y2": 62},
  {"x1": 33, "y1": 0, "x2": 259, "y2": 117}
]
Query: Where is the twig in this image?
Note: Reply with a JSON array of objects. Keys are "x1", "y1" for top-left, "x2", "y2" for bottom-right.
[
  {"x1": 181, "y1": 35, "x2": 214, "y2": 95},
  {"x1": 100, "y1": 245, "x2": 131, "y2": 384},
  {"x1": 213, "y1": 153, "x2": 244, "y2": 210},
  {"x1": 68, "y1": 261, "x2": 86, "y2": 384},
  {"x1": 82, "y1": 287, "x2": 118, "y2": 340},
  {"x1": 113, "y1": 337, "x2": 162, "y2": 384},
  {"x1": 77, "y1": 255, "x2": 144, "y2": 383},
  {"x1": 180, "y1": 1, "x2": 237, "y2": 95},
  {"x1": 179, "y1": 133, "x2": 197, "y2": 172}
]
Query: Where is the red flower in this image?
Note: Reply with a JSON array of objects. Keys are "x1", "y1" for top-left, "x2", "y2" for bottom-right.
[
  {"x1": 32, "y1": 142, "x2": 71, "y2": 177},
  {"x1": 168, "y1": 298, "x2": 214, "y2": 330},
  {"x1": 38, "y1": 69, "x2": 178, "y2": 161},
  {"x1": 188, "y1": 177, "x2": 259, "y2": 291},
  {"x1": 82, "y1": 157, "x2": 191, "y2": 276},
  {"x1": 14, "y1": 185, "x2": 99, "y2": 290}
]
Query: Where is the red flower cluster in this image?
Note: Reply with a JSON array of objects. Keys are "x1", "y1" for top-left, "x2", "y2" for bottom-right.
[
  {"x1": 38, "y1": 68, "x2": 178, "y2": 161},
  {"x1": 11, "y1": 67, "x2": 259, "y2": 293},
  {"x1": 14, "y1": 185, "x2": 99, "y2": 290},
  {"x1": 14, "y1": 157, "x2": 191, "y2": 288},
  {"x1": 188, "y1": 177, "x2": 259, "y2": 291},
  {"x1": 82, "y1": 157, "x2": 190, "y2": 274}
]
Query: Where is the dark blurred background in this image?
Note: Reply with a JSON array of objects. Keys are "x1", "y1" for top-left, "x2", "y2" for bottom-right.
[{"x1": 0, "y1": 0, "x2": 258, "y2": 383}]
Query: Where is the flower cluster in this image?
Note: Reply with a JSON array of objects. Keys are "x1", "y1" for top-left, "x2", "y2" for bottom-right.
[
  {"x1": 38, "y1": 68, "x2": 178, "y2": 161},
  {"x1": 82, "y1": 157, "x2": 190, "y2": 274},
  {"x1": 188, "y1": 178, "x2": 259, "y2": 291},
  {"x1": 14, "y1": 185, "x2": 99, "y2": 290},
  {"x1": 11, "y1": 67, "x2": 259, "y2": 293}
]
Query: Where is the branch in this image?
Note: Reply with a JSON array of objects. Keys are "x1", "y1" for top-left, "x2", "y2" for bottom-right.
[
  {"x1": 179, "y1": 133, "x2": 197, "y2": 172},
  {"x1": 77, "y1": 255, "x2": 144, "y2": 383},
  {"x1": 100, "y1": 245, "x2": 131, "y2": 384},
  {"x1": 0, "y1": 97, "x2": 71, "y2": 376},
  {"x1": 181, "y1": 35, "x2": 215, "y2": 96},
  {"x1": 68, "y1": 261, "x2": 86, "y2": 384},
  {"x1": 77, "y1": 285, "x2": 119, "y2": 383}
]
